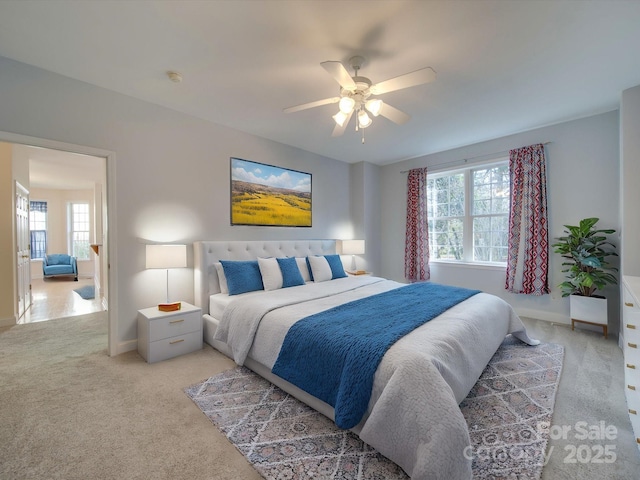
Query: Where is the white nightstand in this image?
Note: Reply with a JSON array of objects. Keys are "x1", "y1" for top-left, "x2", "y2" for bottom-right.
[{"x1": 137, "y1": 302, "x2": 202, "y2": 363}]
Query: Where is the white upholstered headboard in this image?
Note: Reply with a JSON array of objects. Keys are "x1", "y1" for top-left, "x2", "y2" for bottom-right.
[{"x1": 193, "y1": 240, "x2": 336, "y2": 314}]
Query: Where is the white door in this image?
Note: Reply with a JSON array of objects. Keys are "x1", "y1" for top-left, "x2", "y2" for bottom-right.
[{"x1": 15, "y1": 182, "x2": 31, "y2": 319}]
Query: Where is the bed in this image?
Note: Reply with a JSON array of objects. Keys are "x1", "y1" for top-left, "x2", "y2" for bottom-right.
[{"x1": 193, "y1": 240, "x2": 539, "y2": 480}]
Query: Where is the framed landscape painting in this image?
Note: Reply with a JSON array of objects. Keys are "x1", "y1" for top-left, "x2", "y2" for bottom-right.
[{"x1": 230, "y1": 158, "x2": 312, "y2": 227}]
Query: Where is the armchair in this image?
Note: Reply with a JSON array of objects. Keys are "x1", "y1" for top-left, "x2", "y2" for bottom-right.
[{"x1": 43, "y1": 254, "x2": 78, "y2": 281}]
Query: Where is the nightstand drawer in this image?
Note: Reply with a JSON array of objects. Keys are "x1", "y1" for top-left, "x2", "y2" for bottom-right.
[
  {"x1": 145, "y1": 330, "x2": 202, "y2": 363},
  {"x1": 148, "y1": 310, "x2": 200, "y2": 342}
]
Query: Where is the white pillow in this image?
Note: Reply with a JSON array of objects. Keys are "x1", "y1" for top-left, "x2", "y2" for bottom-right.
[
  {"x1": 214, "y1": 262, "x2": 228, "y2": 294},
  {"x1": 295, "y1": 257, "x2": 311, "y2": 282},
  {"x1": 307, "y1": 255, "x2": 333, "y2": 283},
  {"x1": 258, "y1": 257, "x2": 283, "y2": 291}
]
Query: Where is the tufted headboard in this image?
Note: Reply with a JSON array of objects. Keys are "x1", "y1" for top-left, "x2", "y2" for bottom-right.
[{"x1": 193, "y1": 240, "x2": 336, "y2": 314}]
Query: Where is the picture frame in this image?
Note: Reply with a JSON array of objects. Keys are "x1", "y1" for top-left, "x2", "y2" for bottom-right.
[{"x1": 230, "y1": 157, "x2": 312, "y2": 227}]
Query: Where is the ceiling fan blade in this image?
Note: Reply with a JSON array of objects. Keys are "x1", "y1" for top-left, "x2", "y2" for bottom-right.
[
  {"x1": 378, "y1": 102, "x2": 411, "y2": 125},
  {"x1": 370, "y1": 67, "x2": 436, "y2": 95},
  {"x1": 283, "y1": 97, "x2": 340, "y2": 113},
  {"x1": 321, "y1": 61, "x2": 356, "y2": 90},
  {"x1": 331, "y1": 110, "x2": 354, "y2": 137}
]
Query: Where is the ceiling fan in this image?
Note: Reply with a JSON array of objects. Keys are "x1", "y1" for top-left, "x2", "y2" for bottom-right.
[{"x1": 283, "y1": 56, "x2": 436, "y2": 141}]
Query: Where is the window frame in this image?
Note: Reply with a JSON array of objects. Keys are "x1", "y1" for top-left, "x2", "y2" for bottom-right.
[
  {"x1": 68, "y1": 202, "x2": 91, "y2": 261},
  {"x1": 427, "y1": 159, "x2": 510, "y2": 267},
  {"x1": 29, "y1": 200, "x2": 48, "y2": 260}
]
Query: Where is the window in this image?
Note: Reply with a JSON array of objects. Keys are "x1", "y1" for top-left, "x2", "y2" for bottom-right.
[
  {"x1": 29, "y1": 201, "x2": 47, "y2": 259},
  {"x1": 427, "y1": 161, "x2": 510, "y2": 264},
  {"x1": 69, "y1": 203, "x2": 90, "y2": 261}
]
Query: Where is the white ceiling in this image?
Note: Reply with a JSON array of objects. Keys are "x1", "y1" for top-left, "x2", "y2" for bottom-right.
[{"x1": 1, "y1": 0, "x2": 640, "y2": 166}]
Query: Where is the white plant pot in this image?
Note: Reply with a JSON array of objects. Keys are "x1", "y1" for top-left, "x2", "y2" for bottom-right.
[{"x1": 570, "y1": 294, "x2": 608, "y2": 326}]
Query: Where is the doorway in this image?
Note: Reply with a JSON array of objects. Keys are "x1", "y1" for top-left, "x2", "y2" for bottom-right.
[
  {"x1": 2, "y1": 131, "x2": 115, "y2": 355},
  {"x1": 16, "y1": 144, "x2": 107, "y2": 324}
]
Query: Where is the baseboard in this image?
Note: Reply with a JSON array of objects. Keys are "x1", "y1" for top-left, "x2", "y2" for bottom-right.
[
  {"x1": 514, "y1": 308, "x2": 570, "y2": 325},
  {"x1": 0, "y1": 316, "x2": 16, "y2": 327},
  {"x1": 115, "y1": 339, "x2": 138, "y2": 356}
]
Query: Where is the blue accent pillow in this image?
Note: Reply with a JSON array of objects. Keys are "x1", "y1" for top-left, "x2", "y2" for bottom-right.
[
  {"x1": 305, "y1": 256, "x2": 315, "y2": 282},
  {"x1": 219, "y1": 260, "x2": 264, "y2": 295},
  {"x1": 277, "y1": 257, "x2": 305, "y2": 288},
  {"x1": 325, "y1": 254, "x2": 347, "y2": 279}
]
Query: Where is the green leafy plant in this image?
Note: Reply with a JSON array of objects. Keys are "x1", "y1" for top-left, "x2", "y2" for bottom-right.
[{"x1": 552, "y1": 217, "x2": 618, "y2": 297}]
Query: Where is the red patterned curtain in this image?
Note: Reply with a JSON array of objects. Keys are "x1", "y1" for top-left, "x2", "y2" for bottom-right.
[
  {"x1": 505, "y1": 144, "x2": 549, "y2": 295},
  {"x1": 404, "y1": 167, "x2": 430, "y2": 282}
]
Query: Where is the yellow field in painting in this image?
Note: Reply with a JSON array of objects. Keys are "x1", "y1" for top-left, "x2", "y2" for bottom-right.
[{"x1": 232, "y1": 191, "x2": 311, "y2": 226}]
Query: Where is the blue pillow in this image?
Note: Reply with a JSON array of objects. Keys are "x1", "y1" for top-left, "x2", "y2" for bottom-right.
[
  {"x1": 305, "y1": 256, "x2": 315, "y2": 282},
  {"x1": 220, "y1": 260, "x2": 264, "y2": 295},
  {"x1": 324, "y1": 254, "x2": 347, "y2": 279},
  {"x1": 277, "y1": 257, "x2": 305, "y2": 288}
]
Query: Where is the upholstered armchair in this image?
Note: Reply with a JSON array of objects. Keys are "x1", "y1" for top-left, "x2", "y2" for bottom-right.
[{"x1": 42, "y1": 254, "x2": 78, "y2": 281}]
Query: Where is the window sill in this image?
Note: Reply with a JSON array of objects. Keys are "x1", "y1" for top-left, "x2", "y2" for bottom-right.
[{"x1": 429, "y1": 260, "x2": 506, "y2": 272}]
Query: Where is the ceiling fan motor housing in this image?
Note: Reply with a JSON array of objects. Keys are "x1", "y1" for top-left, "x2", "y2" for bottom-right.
[{"x1": 341, "y1": 76, "x2": 372, "y2": 105}]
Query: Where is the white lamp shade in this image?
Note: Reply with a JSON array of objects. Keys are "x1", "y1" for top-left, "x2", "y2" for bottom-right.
[
  {"x1": 357, "y1": 110, "x2": 372, "y2": 128},
  {"x1": 340, "y1": 239, "x2": 365, "y2": 255},
  {"x1": 333, "y1": 111, "x2": 349, "y2": 127},
  {"x1": 146, "y1": 244, "x2": 187, "y2": 269},
  {"x1": 339, "y1": 96, "x2": 355, "y2": 114},
  {"x1": 365, "y1": 99, "x2": 383, "y2": 116}
]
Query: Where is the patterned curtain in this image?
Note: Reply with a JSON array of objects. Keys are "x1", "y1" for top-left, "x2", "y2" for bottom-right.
[
  {"x1": 30, "y1": 231, "x2": 47, "y2": 259},
  {"x1": 404, "y1": 167, "x2": 430, "y2": 282},
  {"x1": 30, "y1": 201, "x2": 47, "y2": 213},
  {"x1": 505, "y1": 144, "x2": 549, "y2": 295}
]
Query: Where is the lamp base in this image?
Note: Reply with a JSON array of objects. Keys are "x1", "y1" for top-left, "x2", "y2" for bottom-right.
[{"x1": 158, "y1": 302, "x2": 182, "y2": 312}]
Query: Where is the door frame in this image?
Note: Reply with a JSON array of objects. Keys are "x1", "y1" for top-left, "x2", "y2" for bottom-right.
[{"x1": 0, "y1": 130, "x2": 118, "y2": 357}]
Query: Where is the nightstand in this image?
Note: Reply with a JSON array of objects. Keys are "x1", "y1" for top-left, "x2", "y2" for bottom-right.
[
  {"x1": 137, "y1": 302, "x2": 202, "y2": 363},
  {"x1": 346, "y1": 270, "x2": 372, "y2": 276}
]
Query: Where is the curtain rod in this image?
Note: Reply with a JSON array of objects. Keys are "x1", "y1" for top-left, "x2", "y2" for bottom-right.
[{"x1": 400, "y1": 142, "x2": 551, "y2": 173}]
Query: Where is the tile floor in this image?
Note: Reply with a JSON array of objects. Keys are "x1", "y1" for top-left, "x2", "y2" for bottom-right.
[{"x1": 18, "y1": 277, "x2": 104, "y2": 324}]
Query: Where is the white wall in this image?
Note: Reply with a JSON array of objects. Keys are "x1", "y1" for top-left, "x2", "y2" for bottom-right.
[
  {"x1": 0, "y1": 56, "x2": 354, "y2": 354},
  {"x1": 621, "y1": 84, "x2": 640, "y2": 277},
  {"x1": 380, "y1": 111, "x2": 621, "y2": 336}
]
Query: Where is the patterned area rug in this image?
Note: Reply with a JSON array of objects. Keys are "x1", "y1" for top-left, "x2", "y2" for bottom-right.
[{"x1": 185, "y1": 337, "x2": 563, "y2": 479}]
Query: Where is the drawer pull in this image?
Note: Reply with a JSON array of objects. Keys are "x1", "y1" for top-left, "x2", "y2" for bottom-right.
[
  {"x1": 630, "y1": 409, "x2": 638, "y2": 415},
  {"x1": 628, "y1": 364, "x2": 637, "y2": 369},
  {"x1": 629, "y1": 343, "x2": 638, "y2": 349},
  {"x1": 629, "y1": 385, "x2": 637, "y2": 391},
  {"x1": 169, "y1": 339, "x2": 185, "y2": 345},
  {"x1": 628, "y1": 324, "x2": 637, "y2": 330},
  {"x1": 637, "y1": 438, "x2": 640, "y2": 445},
  {"x1": 169, "y1": 319, "x2": 185, "y2": 324},
  {"x1": 626, "y1": 302, "x2": 635, "y2": 307}
]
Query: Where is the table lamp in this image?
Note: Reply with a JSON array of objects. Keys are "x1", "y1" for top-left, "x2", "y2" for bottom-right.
[
  {"x1": 340, "y1": 239, "x2": 365, "y2": 272},
  {"x1": 146, "y1": 244, "x2": 187, "y2": 311}
]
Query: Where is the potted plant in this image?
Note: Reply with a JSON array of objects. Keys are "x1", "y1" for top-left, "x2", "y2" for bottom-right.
[{"x1": 552, "y1": 217, "x2": 618, "y2": 336}]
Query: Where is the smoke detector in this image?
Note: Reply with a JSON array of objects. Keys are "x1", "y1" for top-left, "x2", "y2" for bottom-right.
[{"x1": 167, "y1": 71, "x2": 183, "y2": 83}]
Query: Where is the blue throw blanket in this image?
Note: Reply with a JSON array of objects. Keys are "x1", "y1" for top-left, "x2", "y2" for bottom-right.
[{"x1": 271, "y1": 282, "x2": 481, "y2": 429}]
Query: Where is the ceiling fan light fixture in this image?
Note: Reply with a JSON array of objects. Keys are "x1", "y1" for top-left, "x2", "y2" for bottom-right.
[
  {"x1": 365, "y1": 99, "x2": 383, "y2": 116},
  {"x1": 339, "y1": 96, "x2": 355, "y2": 114},
  {"x1": 357, "y1": 110, "x2": 372, "y2": 128},
  {"x1": 333, "y1": 111, "x2": 349, "y2": 127}
]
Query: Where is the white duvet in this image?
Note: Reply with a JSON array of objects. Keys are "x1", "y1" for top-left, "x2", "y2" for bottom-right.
[{"x1": 213, "y1": 276, "x2": 538, "y2": 480}]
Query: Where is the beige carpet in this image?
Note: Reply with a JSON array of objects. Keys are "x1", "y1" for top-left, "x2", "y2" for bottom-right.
[
  {"x1": 1, "y1": 313, "x2": 639, "y2": 480},
  {"x1": 0, "y1": 312, "x2": 261, "y2": 480}
]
